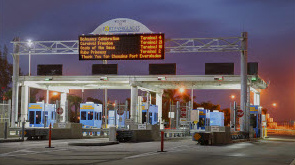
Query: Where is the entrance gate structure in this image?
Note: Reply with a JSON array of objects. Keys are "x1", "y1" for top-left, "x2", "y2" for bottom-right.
[{"x1": 10, "y1": 18, "x2": 267, "y2": 131}]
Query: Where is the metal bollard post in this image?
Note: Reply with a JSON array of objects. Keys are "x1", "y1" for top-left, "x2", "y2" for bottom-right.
[
  {"x1": 158, "y1": 131, "x2": 166, "y2": 152},
  {"x1": 4, "y1": 122, "x2": 7, "y2": 139},
  {"x1": 45, "y1": 123, "x2": 54, "y2": 148}
]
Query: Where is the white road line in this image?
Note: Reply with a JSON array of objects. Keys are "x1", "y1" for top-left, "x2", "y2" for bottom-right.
[
  {"x1": 166, "y1": 145, "x2": 189, "y2": 151},
  {"x1": 0, "y1": 148, "x2": 67, "y2": 157},
  {"x1": 0, "y1": 149, "x2": 29, "y2": 156},
  {"x1": 125, "y1": 151, "x2": 159, "y2": 159},
  {"x1": 124, "y1": 144, "x2": 190, "y2": 159}
]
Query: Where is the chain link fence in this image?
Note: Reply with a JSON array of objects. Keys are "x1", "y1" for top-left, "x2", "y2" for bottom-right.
[{"x1": 0, "y1": 100, "x2": 11, "y2": 125}]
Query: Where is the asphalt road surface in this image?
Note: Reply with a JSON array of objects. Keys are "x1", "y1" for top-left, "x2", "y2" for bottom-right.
[{"x1": 1, "y1": 137, "x2": 295, "y2": 165}]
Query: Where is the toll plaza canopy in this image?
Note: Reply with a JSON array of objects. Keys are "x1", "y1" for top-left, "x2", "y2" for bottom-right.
[{"x1": 17, "y1": 74, "x2": 267, "y2": 130}]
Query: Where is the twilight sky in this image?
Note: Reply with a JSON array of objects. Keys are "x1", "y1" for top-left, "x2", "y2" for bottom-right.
[{"x1": 0, "y1": 0, "x2": 294, "y2": 122}]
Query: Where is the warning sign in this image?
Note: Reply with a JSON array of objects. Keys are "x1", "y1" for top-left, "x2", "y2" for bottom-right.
[{"x1": 194, "y1": 133, "x2": 201, "y2": 141}]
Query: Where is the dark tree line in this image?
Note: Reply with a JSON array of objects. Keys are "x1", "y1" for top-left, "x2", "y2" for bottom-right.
[{"x1": 0, "y1": 45, "x2": 13, "y2": 101}]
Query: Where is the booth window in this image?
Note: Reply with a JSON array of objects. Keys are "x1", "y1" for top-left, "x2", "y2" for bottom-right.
[
  {"x1": 250, "y1": 114, "x2": 257, "y2": 128},
  {"x1": 199, "y1": 118, "x2": 205, "y2": 127},
  {"x1": 88, "y1": 112, "x2": 93, "y2": 120},
  {"x1": 81, "y1": 111, "x2": 86, "y2": 120},
  {"x1": 142, "y1": 112, "x2": 147, "y2": 123},
  {"x1": 29, "y1": 111, "x2": 34, "y2": 124},
  {"x1": 52, "y1": 112, "x2": 55, "y2": 120},
  {"x1": 98, "y1": 112, "x2": 102, "y2": 120},
  {"x1": 149, "y1": 112, "x2": 153, "y2": 124},
  {"x1": 154, "y1": 113, "x2": 158, "y2": 122},
  {"x1": 36, "y1": 111, "x2": 41, "y2": 124}
]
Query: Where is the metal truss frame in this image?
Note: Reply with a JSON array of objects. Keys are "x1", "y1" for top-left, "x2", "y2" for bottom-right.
[
  {"x1": 165, "y1": 37, "x2": 242, "y2": 53},
  {"x1": 11, "y1": 36, "x2": 243, "y2": 55},
  {"x1": 12, "y1": 40, "x2": 79, "y2": 55}
]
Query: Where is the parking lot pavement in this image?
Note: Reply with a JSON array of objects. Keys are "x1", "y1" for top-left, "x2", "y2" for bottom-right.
[
  {"x1": 0, "y1": 138, "x2": 194, "y2": 165},
  {"x1": 1, "y1": 137, "x2": 295, "y2": 165}
]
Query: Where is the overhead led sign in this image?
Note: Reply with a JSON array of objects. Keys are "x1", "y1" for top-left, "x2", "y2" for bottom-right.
[{"x1": 79, "y1": 33, "x2": 164, "y2": 60}]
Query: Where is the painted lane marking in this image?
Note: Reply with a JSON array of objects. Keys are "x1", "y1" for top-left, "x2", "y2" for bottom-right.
[
  {"x1": 0, "y1": 148, "x2": 67, "y2": 157},
  {"x1": 124, "y1": 144, "x2": 190, "y2": 159},
  {"x1": 125, "y1": 151, "x2": 159, "y2": 159}
]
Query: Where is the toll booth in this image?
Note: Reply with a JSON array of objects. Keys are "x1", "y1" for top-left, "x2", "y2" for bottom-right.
[
  {"x1": 29, "y1": 103, "x2": 45, "y2": 127},
  {"x1": 108, "y1": 110, "x2": 129, "y2": 128},
  {"x1": 116, "y1": 111, "x2": 129, "y2": 128},
  {"x1": 141, "y1": 104, "x2": 158, "y2": 125},
  {"x1": 108, "y1": 110, "x2": 116, "y2": 128},
  {"x1": 250, "y1": 105, "x2": 261, "y2": 137},
  {"x1": 197, "y1": 109, "x2": 210, "y2": 130},
  {"x1": 209, "y1": 111, "x2": 224, "y2": 126},
  {"x1": 44, "y1": 104, "x2": 56, "y2": 127},
  {"x1": 28, "y1": 103, "x2": 57, "y2": 127},
  {"x1": 190, "y1": 108, "x2": 210, "y2": 131},
  {"x1": 80, "y1": 102, "x2": 103, "y2": 128}
]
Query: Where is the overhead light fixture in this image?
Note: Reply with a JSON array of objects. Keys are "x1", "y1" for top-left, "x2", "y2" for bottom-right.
[
  {"x1": 45, "y1": 77, "x2": 53, "y2": 81},
  {"x1": 214, "y1": 76, "x2": 223, "y2": 81},
  {"x1": 158, "y1": 77, "x2": 166, "y2": 81},
  {"x1": 251, "y1": 76, "x2": 258, "y2": 81},
  {"x1": 100, "y1": 77, "x2": 108, "y2": 81},
  {"x1": 27, "y1": 39, "x2": 33, "y2": 47}
]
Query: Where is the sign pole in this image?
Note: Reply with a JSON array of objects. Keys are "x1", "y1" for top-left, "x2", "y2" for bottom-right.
[
  {"x1": 169, "y1": 99, "x2": 171, "y2": 129},
  {"x1": 103, "y1": 60, "x2": 108, "y2": 128}
]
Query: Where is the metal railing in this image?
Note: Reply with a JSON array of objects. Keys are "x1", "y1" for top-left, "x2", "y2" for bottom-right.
[
  {"x1": 1, "y1": 123, "x2": 24, "y2": 140},
  {"x1": 267, "y1": 129, "x2": 295, "y2": 136},
  {"x1": 0, "y1": 100, "x2": 11, "y2": 125}
]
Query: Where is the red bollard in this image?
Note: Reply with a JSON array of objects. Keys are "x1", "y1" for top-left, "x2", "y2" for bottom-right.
[
  {"x1": 46, "y1": 123, "x2": 54, "y2": 148},
  {"x1": 158, "y1": 131, "x2": 166, "y2": 152}
]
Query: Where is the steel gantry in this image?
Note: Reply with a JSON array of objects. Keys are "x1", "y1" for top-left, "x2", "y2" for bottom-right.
[
  {"x1": 12, "y1": 36, "x2": 243, "y2": 55},
  {"x1": 11, "y1": 33, "x2": 250, "y2": 132}
]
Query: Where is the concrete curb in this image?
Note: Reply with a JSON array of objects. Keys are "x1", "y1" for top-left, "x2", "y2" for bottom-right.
[
  {"x1": 232, "y1": 138, "x2": 259, "y2": 143},
  {"x1": 68, "y1": 141, "x2": 119, "y2": 146},
  {"x1": 263, "y1": 138, "x2": 295, "y2": 142}
]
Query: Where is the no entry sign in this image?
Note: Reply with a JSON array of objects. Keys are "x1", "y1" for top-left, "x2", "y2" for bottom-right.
[
  {"x1": 237, "y1": 109, "x2": 244, "y2": 118},
  {"x1": 57, "y1": 107, "x2": 63, "y2": 115}
]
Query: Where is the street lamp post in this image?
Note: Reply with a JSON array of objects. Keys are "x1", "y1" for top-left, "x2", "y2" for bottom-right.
[
  {"x1": 230, "y1": 95, "x2": 237, "y2": 131},
  {"x1": 27, "y1": 40, "x2": 33, "y2": 76},
  {"x1": 27, "y1": 40, "x2": 33, "y2": 110}
]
